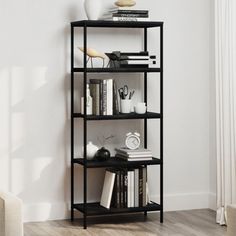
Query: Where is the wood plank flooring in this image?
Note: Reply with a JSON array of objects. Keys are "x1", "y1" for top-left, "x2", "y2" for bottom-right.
[{"x1": 24, "y1": 209, "x2": 226, "y2": 236}]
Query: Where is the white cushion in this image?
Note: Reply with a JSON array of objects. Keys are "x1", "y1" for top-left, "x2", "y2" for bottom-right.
[{"x1": 0, "y1": 191, "x2": 23, "y2": 236}]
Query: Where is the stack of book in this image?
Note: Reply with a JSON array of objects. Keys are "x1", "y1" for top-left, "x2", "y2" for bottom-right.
[
  {"x1": 115, "y1": 148, "x2": 153, "y2": 161},
  {"x1": 106, "y1": 51, "x2": 156, "y2": 68},
  {"x1": 89, "y1": 79, "x2": 119, "y2": 116},
  {"x1": 100, "y1": 167, "x2": 149, "y2": 209},
  {"x1": 100, "y1": 7, "x2": 149, "y2": 21}
]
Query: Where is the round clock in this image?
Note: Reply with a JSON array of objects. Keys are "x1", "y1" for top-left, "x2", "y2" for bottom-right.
[{"x1": 125, "y1": 132, "x2": 141, "y2": 150}]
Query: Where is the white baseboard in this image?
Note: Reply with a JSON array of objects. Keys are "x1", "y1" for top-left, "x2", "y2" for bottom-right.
[
  {"x1": 208, "y1": 192, "x2": 217, "y2": 210},
  {"x1": 23, "y1": 202, "x2": 70, "y2": 222},
  {"x1": 151, "y1": 192, "x2": 211, "y2": 212},
  {"x1": 23, "y1": 192, "x2": 216, "y2": 222}
]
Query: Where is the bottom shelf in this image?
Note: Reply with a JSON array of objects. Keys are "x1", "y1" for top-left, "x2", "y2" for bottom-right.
[{"x1": 74, "y1": 202, "x2": 161, "y2": 216}]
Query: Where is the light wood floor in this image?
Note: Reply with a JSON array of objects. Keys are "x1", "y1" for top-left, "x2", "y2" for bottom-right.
[{"x1": 24, "y1": 209, "x2": 226, "y2": 236}]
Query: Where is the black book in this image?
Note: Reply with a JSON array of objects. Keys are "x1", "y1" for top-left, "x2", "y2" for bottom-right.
[
  {"x1": 90, "y1": 79, "x2": 102, "y2": 115},
  {"x1": 111, "y1": 170, "x2": 118, "y2": 208},
  {"x1": 113, "y1": 80, "x2": 119, "y2": 114},
  {"x1": 115, "y1": 10, "x2": 149, "y2": 15},
  {"x1": 112, "y1": 13, "x2": 149, "y2": 18},
  {"x1": 139, "y1": 167, "x2": 143, "y2": 207}
]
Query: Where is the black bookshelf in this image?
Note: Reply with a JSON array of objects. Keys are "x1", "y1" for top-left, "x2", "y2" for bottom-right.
[{"x1": 70, "y1": 20, "x2": 164, "y2": 229}]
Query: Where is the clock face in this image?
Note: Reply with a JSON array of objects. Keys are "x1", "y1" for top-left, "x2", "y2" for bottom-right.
[{"x1": 125, "y1": 135, "x2": 140, "y2": 150}]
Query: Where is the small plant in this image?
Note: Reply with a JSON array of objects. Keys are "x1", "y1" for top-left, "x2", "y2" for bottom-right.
[{"x1": 97, "y1": 134, "x2": 115, "y2": 147}]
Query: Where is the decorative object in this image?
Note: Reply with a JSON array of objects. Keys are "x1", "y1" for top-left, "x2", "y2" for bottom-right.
[
  {"x1": 120, "y1": 99, "x2": 132, "y2": 113},
  {"x1": 80, "y1": 84, "x2": 93, "y2": 115},
  {"x1": 78, "y1": 47, "x2": 106, "y2": 68},
  {"x1": 85, "y1": 141, "x2": 99, "y2": 160},
  {"x1": 125, "y1": 132, "x2": 141, "y2": 150},
  {"x1": 134, "y1": 102, "x2": 147, "y2": 114},
  {"x1": 115, "y1": 0, "x2": 136, "y2": 7},
  {"x1": 84, "y1": 0, "x2": 102, "y2": 20},
  {"x1": 0, "y1": 191, "x2": 24, "y2": 236},
  {"x1": 95, "y1": 147, "x2": 111, "y2": 161}
]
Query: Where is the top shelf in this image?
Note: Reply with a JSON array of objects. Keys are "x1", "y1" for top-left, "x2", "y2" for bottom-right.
[{"x1": 71, "y1": 20, "x2": 163, "y2": 28}]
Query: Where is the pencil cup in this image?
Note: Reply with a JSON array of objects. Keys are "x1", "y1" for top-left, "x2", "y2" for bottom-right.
[{"x1": 120, "y1": 99, "x2": 132, "y2": 113}]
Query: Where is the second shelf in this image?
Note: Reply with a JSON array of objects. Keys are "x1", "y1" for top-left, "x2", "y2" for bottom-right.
[{"x1": 73, "y1": 112, "x2": 161, "y2": 120}]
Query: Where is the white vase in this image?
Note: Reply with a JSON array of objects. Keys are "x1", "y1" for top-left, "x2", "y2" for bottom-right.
[
  {"x1": 82, "y1": 141, "x2": 99, "y2": 160},
  {"x1": 84, "y1": 0, "x2": 101, "y2": 20}
]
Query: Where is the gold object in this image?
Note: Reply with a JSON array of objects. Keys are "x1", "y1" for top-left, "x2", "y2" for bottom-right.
[
  {"x1": 78, "y1": 47, "x2": 106, "y2": 59},
  {"x1": 115, "y1": 0, "x2": 136, "y2": 7},
  {"x1": 78, "y1": 47, "x2": 106, "y2": 68}
]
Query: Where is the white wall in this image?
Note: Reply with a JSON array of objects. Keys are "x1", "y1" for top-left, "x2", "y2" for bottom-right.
[{"x1": 0, "y1": 0, "x2": 215, "y2": 222}]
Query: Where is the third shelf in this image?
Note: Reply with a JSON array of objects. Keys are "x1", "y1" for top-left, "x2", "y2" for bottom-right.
[
  {"x1": 73, "y1": 157, "x2": 161, "y2": 168},
  {"x1": 73, "y1": 112, "x2": 161, "y2": 120}
]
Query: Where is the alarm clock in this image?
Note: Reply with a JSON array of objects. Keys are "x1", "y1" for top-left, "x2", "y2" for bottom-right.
[{"x1": 125, "y1": 132, "x2": 141, "y2": 150}]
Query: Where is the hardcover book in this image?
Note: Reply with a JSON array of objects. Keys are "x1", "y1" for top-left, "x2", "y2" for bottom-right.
[{"x1": 100, "y1": 170, "x2": 116, "y2": 209}]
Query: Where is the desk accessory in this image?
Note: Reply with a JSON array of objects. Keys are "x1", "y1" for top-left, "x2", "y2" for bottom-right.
[
  {"x1": 134, "y1": 102, "x2": 147, "y2": 114},
  {"x1": 125, "y1": 132, "x2": 140, "y2": 150},
  {"x1": 120, "y1": 99, "x2": 132, "y2": 113}
]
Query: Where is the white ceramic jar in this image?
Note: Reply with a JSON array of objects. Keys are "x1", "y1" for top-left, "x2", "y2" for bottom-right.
[
  {"x1": 84, "y1": 0, "x2": 101, "y2": 20},
  {"x1": 85, "y1": 141, "x2": 99, "y2": 160}
]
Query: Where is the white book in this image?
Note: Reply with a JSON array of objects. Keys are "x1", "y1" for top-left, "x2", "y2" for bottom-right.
[
  {"x1": 134, "y1": 169, "x2": 139, "y2": 207},
  {"x1": 115, "y1": 148, "x2": 152, "y2": 156},
  {"x1": 120, "y1": 60, "x2": 155, "y2": 65},
  {"x1": 102, "y1": 17, "x2": 150, "y2": 22},
  {"x1": 100, "y1": 170, "x2": 116, "y2": 209},
  {"x1": 124, "y1": 56, "x2": 150, "y2": 60},
  {"x1": 116, "y1": 155, "x2": 153, "y2": 162},
  {"x1": 127, "y1": 171, "x2": 131, "y2": 207},
  {"x1": 106, "y1": 79, "x2": 113, "y2": 115},
  {"x1": 130, "y1": 170, "x2": 134, "y2": 207}
]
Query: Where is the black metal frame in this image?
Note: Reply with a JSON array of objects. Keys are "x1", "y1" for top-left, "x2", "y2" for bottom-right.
[{"x1": 70, "y1": 20, "x2": 164, "y2": 229}]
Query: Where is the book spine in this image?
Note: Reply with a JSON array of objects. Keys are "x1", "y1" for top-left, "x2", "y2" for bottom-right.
[
  {"x1": 117, "y1": 170, "x2": 120, "y2": 208},
  {"x1": 113, "y1": 80, "x2": 119, "y2": 115},
  {"x1": 111, "y1": 17, "x2": 150, "y2": 22},
  {"x1": 130, "y1": 170, "x2": 134, "y2": 207},
  {"x1": 116, "y1": 10, "x2": 149, "y2": 14},
  {"x1": 134, "y1": 168, "x2": 139, "y2": 207},
  {"x1": 139, "y1": 167, "x2": 143, "y2": 207},
  {"x1": 89, "y1": 83, "x2": 96, "y2": 115},
  {"x1": 95, "y1": 84, "x2": 100, "y2": 115},
  {"x1": 107, "y1": 79, "x2": 113, "y2": 115},
  {"x1": 143, "y1": 167, "x2": 147, "y2": 206},
  {"x1": 120, "y1": 60, "x2": 156, "y2": 65},
  {"x1": 120, "y1": 170, "x2": 124, "y2": 208},
  {"x1": 102, "y1": 80, "x2": 107, "y2": 115},
  {"x1": 111, "y1": 171, "x2": 117, "y2": 208},
  {"x1": 124, "y1": 169, "x2": 128, "y2": 208},
  {"x1": 112, "y1": 13, "x2": 149, "y2": 18},
  {"x1": 99, "y1": 81, "x2": 103, "y2": 115},
  {"x1": 127, "y1": 170, "x2": 131, "y2": 207}
]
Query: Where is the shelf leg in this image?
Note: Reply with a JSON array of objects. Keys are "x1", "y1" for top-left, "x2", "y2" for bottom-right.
[
  {"x1": 160, "y1": 209, "x2": 163, "y2": 223},
  {"x1": 144, "y1": 211, "x2": 147, "y2": 216},
  {"x1": 83, "y1": 214, "x2": 87, "y2": 229}
]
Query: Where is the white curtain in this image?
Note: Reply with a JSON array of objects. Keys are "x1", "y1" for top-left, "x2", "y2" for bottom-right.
[{"x1": 215, "y1": 0, "x2": 236, "y2": 225}]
